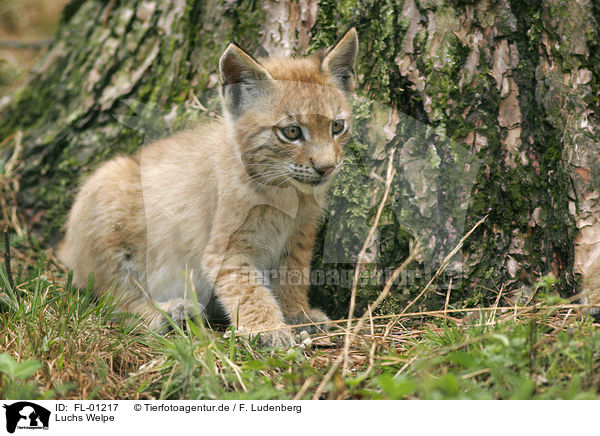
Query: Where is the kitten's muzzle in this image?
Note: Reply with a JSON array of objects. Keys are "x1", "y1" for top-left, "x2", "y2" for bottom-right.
[
  {"x1": 290, "y1": 161, "x2": 339, "y2": 186},
  {"x1": 311, "y1": 160, "x2": 336, "y2": 177}
]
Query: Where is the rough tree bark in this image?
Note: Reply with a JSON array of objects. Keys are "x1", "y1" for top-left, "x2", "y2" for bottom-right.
[{"x1": 0, "y1": 0, "x2": 598, "y2": 318}]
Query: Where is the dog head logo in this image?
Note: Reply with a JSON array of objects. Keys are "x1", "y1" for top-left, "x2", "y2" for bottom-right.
[{"x1": 2, "y1": 402, "x2": 50, "y2": 433}]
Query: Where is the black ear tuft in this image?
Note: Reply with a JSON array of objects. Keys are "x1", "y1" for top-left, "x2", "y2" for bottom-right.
[{"x1": 321, "y1": 28, "x2": 359, "y2": 92}]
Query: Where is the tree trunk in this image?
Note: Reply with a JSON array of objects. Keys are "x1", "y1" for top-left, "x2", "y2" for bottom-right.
[{"x1": 1, "y1": 0, "x2": 598, "y2": 318}]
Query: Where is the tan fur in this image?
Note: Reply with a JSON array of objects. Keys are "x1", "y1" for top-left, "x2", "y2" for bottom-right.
[{"x1": 58, "y1": 29, "x2": 359, "y2": 347}]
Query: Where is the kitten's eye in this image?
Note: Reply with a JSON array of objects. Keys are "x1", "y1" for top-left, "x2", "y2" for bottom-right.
[
  {"x1": 331, "y1": 120, "x2": 345, "y2": 135},
  {"x1": 279, "y1": 125, "x2": 303, "y2": 141}
]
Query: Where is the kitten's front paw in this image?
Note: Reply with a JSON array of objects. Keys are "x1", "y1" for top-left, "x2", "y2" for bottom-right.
[
  {"x1": 286, "y1": 308, "x2": 331, "y2": 334},
  {"x1": 246, "y1": 325, "x2": 296, "y2": 348}
]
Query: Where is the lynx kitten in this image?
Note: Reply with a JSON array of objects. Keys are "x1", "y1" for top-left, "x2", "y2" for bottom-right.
[{"x1": 58, "y1": 29, "x2": 359, "y2": 347}]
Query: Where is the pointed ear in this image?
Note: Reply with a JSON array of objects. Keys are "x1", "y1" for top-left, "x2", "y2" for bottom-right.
[
  {"x1": 321, "y1": 28, "x2": 359, "y2": 92},
  {"x1": 219, "y1": 43, "x2": 273, "y2": 116}
]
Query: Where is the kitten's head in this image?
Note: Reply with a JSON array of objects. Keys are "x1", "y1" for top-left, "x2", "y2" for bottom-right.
[{"x1": 219, "y1": 28, "x2": 358, "y2": 192}]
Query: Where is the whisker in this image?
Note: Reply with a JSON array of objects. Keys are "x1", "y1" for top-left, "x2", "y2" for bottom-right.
[
  {"x1": 246, "y1": 168, "x2": 289, "y2": 178},
  {"x1": 242, "y1": 163, "x2": 285, "y2": 168},
  {"x1": 259, "y1": 171, "x2": 292, "y2": 184}
]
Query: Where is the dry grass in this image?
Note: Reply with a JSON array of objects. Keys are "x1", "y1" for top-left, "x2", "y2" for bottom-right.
[
  {"x1": 0, "y1": 255, "x2": 164, "y2": 399},
  {"x1": 0, "y1": 131, "x2": 25, "y2": 235}
]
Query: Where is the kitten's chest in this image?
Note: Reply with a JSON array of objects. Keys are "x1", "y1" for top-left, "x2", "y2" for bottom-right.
[
  {"x1": 252, "y1": 209, "x2": 296, "y2": 271},
  {"x1": 229, "y1": 190, "x2": 320, "y2": 272}
]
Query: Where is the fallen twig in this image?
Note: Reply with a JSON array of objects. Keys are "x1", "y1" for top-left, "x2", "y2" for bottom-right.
[
  {"x1": 4, "y1": 226, "x2": 14, "y2": 291},
  {"x1": 343, "y1": 148, "x2": 396, "y2": 375},
  {"x1": 399, "y1": 214, "x2": 488, "y2": 316}
]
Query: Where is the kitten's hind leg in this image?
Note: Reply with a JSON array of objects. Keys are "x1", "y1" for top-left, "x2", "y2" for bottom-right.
[
  {"x1": 146, "y1": 298, "x2": 205, "y2": 332},
  {"x1": 119, "y1": 272, "x2": 205, "y2": 332}
]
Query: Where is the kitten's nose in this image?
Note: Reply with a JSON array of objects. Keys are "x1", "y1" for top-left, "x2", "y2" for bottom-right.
[{"x1": 311, "y1": 160, "x2": 336, "y2": 177}]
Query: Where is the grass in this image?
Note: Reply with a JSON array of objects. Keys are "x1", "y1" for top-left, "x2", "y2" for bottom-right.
[{"x1": 1, "y1": 236, "x2": 599, "y2": 400}]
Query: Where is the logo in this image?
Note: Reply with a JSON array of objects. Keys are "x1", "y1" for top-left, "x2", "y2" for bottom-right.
[{"x1": 2, "y1": 402, "x2": 50, "y2": 434}]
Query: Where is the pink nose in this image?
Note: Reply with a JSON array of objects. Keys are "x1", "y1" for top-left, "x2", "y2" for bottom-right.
[
  {"x1": 311, "y1": 158, "x2": 336, "y2": 176},
  {"x1": 313, "y1": 164, "x2": 335, "y2": 176}
]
